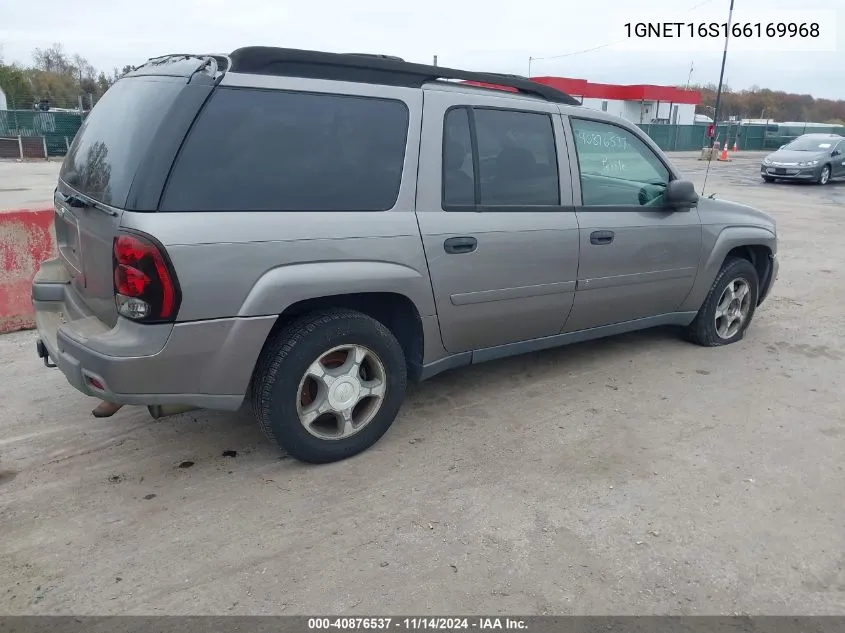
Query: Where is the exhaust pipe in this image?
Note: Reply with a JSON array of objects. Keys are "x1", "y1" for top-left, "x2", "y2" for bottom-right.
[{"x1": 147, "y1": 404, "x2": 199, "y2": 419}]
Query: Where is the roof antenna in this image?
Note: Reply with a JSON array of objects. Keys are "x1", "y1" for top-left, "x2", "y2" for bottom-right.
[{"x1": 701, "y1": 0, "x2": 735, "y2": 198}]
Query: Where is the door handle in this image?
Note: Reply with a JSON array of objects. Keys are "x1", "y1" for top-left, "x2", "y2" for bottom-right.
[
  {"x1": 590, "y1": 230, "x2": 615, "y2": 245},
  {"x1": 444, "y1": 236, "x2": 477, "y2": 254}
]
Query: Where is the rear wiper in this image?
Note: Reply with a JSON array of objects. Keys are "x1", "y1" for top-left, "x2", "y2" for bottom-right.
[
  {"x1": 57, "y1": 191, "x2": 89, "y2": 208},
  {"x1": 55, "y1": 190, "x2": 118, "y2": 216}
]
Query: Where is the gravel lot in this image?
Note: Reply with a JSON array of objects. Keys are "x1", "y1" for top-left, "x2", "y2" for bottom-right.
[
  {"x1": 0, "y1": 158, "x2": 62, "y2": 210},
  {"x1": 1, "y1": 151, "x2": 844, "y2": 615}
]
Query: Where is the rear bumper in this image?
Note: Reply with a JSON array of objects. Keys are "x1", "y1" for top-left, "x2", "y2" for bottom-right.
[{"x1": 32, "y1": 258, "x2": 276, "y2": 411}]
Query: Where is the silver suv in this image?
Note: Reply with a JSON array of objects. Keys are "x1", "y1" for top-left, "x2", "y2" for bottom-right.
[{"x1": 32, "y1": 47, "x2": 779, "y2": 463}]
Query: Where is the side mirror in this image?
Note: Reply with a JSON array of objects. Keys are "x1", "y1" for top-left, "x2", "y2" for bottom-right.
[
  {"x1": 665, "y1": 180, "x2": 699, "y2": 209},
  {"x1": 832, "y1": 149, "x2": 841, "y2": 157}
]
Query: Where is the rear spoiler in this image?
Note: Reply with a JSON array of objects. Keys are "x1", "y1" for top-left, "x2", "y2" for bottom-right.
[{"x1": 124, "y1": 54, "x2": 231, "y2": 82}]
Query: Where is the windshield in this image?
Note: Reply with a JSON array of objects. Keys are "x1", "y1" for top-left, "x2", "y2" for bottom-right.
[
  {"x1": 60, "y1": 76, "x2": 184, "y2": 207},
  {"x1": 782, "y1": 137, "x2": 839, "y2": 151}
]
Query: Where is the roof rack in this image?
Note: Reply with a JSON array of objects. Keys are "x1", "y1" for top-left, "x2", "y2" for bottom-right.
[{"x1": 227, "y1": 47, "x2": 580, "y2": 105}]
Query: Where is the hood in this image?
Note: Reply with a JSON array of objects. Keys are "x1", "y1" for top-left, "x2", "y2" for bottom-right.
[
  {"x1": 696, "y1": 196, "x2": 777, "y2": 235},
  {"x1": 764, "y1": 149, "x2": 828, "y2": 165}
]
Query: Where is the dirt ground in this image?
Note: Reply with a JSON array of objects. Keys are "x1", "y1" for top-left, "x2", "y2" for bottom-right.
[
  {"x1": 0, "y1": 158, "x2": 62, "y2": 210},
  {"x1": 1, "y1": 151, "x2": 844, "y2": 615}
]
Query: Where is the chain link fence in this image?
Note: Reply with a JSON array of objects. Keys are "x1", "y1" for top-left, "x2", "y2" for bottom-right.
[
  {"x1": 0, "y1": 108, "x2": 85, "y2": 159},
  {"x1": 637, "y1": 122, "x2": 845, "y2": 152}
]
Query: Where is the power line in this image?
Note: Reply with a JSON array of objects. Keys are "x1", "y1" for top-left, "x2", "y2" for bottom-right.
[{"x1": 528, "y1": 0, "x2": 716, "y2": 70}]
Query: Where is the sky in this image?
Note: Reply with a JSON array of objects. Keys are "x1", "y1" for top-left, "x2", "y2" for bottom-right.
[{"x1": 1, "y1": 0, "x2": 843, "y2": 100}]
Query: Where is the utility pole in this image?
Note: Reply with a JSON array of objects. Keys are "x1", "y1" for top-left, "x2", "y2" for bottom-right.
[
  {"x1": 685, "y1": 61, "x2": 694, "y2": 90},
  {"x1": 432, "y1": 55, "x2": 438, "y2": 66},
  {"x1": 712, "y1": 0, "x2": 736, "y2": 129},
  {"x1": 528, "y1": 56, "x2": 533, "y2": 77}
]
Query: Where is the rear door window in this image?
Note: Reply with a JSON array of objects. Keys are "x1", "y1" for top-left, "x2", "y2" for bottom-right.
[
  {"x1": 160, "y1": 88, "x2": 410, "y2": 212},
  {"x1": 474, "y1": 109, "x2": 560, "y2": 206},
  {"x1": 60, "y1": 76, "x2": 184, "y2": 207},
  {"x1": 441, "y1": 107, "x2": 560, "y2": 208}
]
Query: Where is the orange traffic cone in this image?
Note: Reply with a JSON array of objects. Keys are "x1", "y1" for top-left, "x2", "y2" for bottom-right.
[
  {"x1": 732, "y1": 139, "x2": 738, "y2": 152},
  {"x1": 718, "y1": 142, "x2": 730, "y2": 161}
]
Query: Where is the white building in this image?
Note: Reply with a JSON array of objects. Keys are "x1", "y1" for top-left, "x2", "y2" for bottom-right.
[
  {"x1": 0, "y1": 86, "x2": 7, "y2": 111},
  {"x1": 531, "y1": 77, "x2": 701, "y2": 126}
]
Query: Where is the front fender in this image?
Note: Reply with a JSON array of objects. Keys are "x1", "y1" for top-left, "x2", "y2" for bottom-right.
[
  {"x1": 237, "y1": 260, "x2": 436, "y2": 318},
  {"x1": 678, "y1": 225, "x2": 777, "y2": 313}
]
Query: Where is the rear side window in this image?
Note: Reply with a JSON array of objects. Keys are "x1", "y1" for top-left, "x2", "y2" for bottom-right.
[
  {"x1": 60, "y1": 77, "x2": 183, "y2": 207},
  {"x1": 442, "y1": 106, "x2": 560, "y2": 208},
  {"x1": 161, "y1": 88, "x2": 410, "y2": 212}
]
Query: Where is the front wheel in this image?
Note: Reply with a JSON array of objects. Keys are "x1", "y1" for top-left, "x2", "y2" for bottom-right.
[
  {"x1": 818, "y1": 165, "x2": 831, "y2": 185},
  {"x1": 762, "y1": 175, "x2": 774, "y2": 183},
  {"x1": 250, "y1": 309, "x2": 407, "y2": 463},
  {"x1": 686, "y1": 256, "x2": 760, "y2": 347}
]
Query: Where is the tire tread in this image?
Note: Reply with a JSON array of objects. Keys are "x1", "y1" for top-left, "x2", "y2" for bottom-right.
[
  {"x1": 686, "y1": 256, "x2": 759, "y2": 347},
  {"x1": 250, "y1": 309, "x2": 406, "y2": 462}
]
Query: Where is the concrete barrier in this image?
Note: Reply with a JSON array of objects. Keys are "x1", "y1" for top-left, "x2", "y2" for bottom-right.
[{"x1": 0, "y1": 208, "x2": 56, "y2": 334}]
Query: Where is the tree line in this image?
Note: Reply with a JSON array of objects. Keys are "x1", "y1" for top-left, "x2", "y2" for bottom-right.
[
  {"x1": 0, "y1": 43, "x2": 133, "y2": 110},
  {"x1": 692, "y1": 83, "x2": 844, "y2": 125},
  {"x1": 1, "y1": 43, "x2": 843, "y2": 123}
]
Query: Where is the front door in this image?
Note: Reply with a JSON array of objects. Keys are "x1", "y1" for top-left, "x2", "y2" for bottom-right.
[
  {"x1": 562, "y1": 115, "x2": 703, "y2": 333},
  {"x1": 415, "y1": 89, "x2": 580, "y2": 354},
  {"x1": 832, "y1": 140, "x2": 845, "y2": 179}
]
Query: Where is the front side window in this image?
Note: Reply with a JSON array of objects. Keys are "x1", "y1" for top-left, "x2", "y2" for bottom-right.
[
  {"x1": 161, "y1": 88, "x2": 409, "y2": 212},
  {"x1": 442, "y1": 107, "x2": 560, "y2": 208},
  {"x1": 571, "y1": 118, "x2": 670, "y2": 207}
]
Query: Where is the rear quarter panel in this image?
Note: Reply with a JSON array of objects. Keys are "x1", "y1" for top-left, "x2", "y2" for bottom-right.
[{"x1": 120, "y1": 211, "x2": 436, "y2": 321}]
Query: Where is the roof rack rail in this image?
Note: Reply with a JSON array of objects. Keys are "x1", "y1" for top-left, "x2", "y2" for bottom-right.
[{"x1": 227, "y1": 47, "x2": 580, "y2": 105}]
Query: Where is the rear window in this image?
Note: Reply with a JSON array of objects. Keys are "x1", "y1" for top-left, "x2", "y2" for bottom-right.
[
  {"x1": 160, "y1": 88, "x2": 410, "y2": 212},
  {"x1": 60, "y1": 77, "x2": 184, "y2": 207}
]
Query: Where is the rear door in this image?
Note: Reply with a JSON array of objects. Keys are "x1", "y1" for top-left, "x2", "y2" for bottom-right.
[
  {"x1": 55, "y1": 72, "x2": 208, "y2": 326},
  {"x1": 561, "y1": 115, "x2": 702, "y2": 333},
  {"x1": 416, "y1": 88, "x2": 580, "y2": 354}
]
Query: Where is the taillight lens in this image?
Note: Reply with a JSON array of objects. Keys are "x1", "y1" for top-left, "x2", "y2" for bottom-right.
[{"x1": 112, "y1": 232, "x2": 180, "y2": 322}]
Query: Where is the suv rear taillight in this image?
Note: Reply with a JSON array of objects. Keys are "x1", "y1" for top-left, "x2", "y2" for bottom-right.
[{"x1": 112, "y1": 232, "x2": 180, "y2": 322}]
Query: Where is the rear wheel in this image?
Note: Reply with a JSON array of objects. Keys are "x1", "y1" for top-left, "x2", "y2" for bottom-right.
[
  {"x1": 686, "y1": 256, "x2": 759, "y2": 347},
  {"x1": 250, "y1": 309, "x2": 407, "y2": 463},
  {"x1": 818, "y1": 165, "x2": 831, "y2": 185}
]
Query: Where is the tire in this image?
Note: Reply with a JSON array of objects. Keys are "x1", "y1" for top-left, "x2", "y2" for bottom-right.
[
  {"x1": 818, "y1": 165, "x2": 831, "y2": 185},
  {"x1": 250, "y1": 309, "x2": 407, "y2": 464},
  {"x1": 762, "y1": 176, "x2": 774, "y2": 183},
  {"x1": 685, "y1": 256, "x2": 759, "y2": 347}
]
